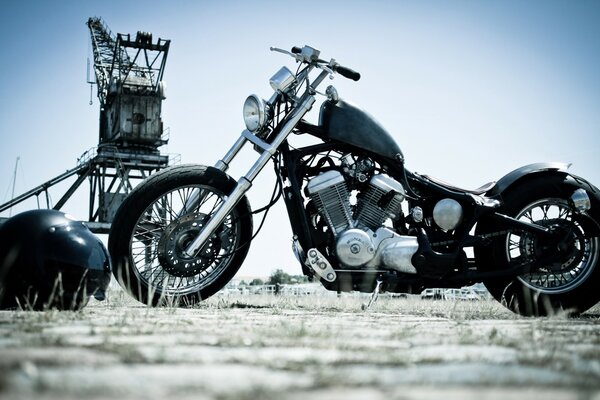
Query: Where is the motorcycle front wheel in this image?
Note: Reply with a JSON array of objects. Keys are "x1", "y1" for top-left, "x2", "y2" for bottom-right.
[
  {"x1": 475, "y1": 174, "x2": 600, "y2": 316},
  {"x1": 108, "y1": 164, "x2": 253, "y2": 306}
]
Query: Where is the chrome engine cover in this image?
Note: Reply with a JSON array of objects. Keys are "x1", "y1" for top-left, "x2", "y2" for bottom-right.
[
  {"x1": 336, "y1": 228, "x2": 375, "y2": 267},
  {"x1": 337, "y1": 227, "x2": 419, "y2": 274},
  {"x1": 379, "y1": 236, "x2": 419, "y2": 274}
]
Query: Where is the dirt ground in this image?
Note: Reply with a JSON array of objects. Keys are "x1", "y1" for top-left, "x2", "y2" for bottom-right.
[{"x1": 1, "y1": 290, "x2": 599, "y2": 400}]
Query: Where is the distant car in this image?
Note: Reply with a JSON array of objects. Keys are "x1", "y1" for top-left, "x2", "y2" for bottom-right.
[
  {"x1": 444, "y1": 287, "x2": 481, "y2": 301},
  {"x1": 444, "y1": 288, "x2": 462, "y2": 300},
  {"x1": 420, "y1": 288, "x2": 444, "y2": 300}
]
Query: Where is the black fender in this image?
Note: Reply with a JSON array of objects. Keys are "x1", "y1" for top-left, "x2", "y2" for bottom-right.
[
  {"x1": 486, "y1": 162, "x2": 571, "y2": 197},
  {"x1": 484, "y1": 162, "x2": 600, "y2": 236}
]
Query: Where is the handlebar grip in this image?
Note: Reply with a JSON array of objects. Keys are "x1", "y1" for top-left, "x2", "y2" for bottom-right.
[
  {"x1": 291, "y1": 46, "x2": 302, "y2": 54},
  {"x1": 335, "y1": 65, "x2": 361, "y2": 81}
]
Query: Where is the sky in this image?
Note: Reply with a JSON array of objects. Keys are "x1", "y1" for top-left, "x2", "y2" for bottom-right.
[{"x1": 0, "y1": 0, "x2": 599, "y2": 278}]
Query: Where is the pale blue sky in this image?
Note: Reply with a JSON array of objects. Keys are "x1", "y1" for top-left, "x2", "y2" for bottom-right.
[{"x1": 1, "y1": 0, "x2": 599, "y2": 277}]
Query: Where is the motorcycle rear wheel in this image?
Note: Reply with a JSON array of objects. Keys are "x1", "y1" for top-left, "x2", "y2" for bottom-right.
[
  {"x1": 108, "y1": 164, "x2": 253, "y2": 306},
  {"x1": 475, "y1": 174, "x2": 600, "y2": 316}
]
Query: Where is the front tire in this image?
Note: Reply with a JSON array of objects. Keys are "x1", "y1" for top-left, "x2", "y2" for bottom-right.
[
  {"x1": 108, "y1": 164, "x2": 253, "y2": 306},
  {"x1": 475, "y1": 174, "x2": 600, "y2": 316}
]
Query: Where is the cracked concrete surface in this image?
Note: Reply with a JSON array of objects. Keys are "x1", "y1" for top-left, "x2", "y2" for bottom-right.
[{"x1": 0, "y1": 291, "x2": 599, "y2": 400}]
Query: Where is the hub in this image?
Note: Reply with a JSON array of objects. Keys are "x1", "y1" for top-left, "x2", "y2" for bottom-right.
[
  {"x1": 522, "y1": 218, "x2": 583, "y2": 273},
  {"x1": 157, "y1": 213, "x2": 221, "y2": 277}
]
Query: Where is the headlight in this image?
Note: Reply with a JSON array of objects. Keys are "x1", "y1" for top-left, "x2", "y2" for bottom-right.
[{"x1": 243, "y1": 94, "x2": 267, "y2": 132}]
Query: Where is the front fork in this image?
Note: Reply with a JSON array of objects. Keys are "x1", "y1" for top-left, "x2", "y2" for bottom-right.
[{"x1": 182, "y1": 94, "x2": 316, "y2": 257}]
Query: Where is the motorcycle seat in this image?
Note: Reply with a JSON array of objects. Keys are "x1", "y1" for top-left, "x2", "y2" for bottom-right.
[{"x1": 421, "y1": 174, "x2": 496, "y2": 195}]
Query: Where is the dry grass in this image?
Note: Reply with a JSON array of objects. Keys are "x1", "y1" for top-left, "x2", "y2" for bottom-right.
[
  {"x1": 1, "y1": 287, "x2": 599, "y2": 399},
  {"x1": 181, "y1": 291, "x2": 600, "y2": 320}
]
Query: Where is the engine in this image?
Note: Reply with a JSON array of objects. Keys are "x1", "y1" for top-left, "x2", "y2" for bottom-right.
[
  {"x1": 355, "y1": 174, "x2": 405, "y2": 229},
  {"x1": 306, "y1": 169, "x2": 419, "y2": 273},
  {"x1": 305, "y1": 170, "x2": 353, "y2": 235}
]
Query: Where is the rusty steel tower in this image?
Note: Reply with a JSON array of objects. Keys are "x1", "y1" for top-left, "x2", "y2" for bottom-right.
[{"x1": 0, "y1": 17, "x2": 173, "y2": 232}]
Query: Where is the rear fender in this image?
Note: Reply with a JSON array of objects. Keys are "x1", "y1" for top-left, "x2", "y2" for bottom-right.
[
  {"x1": 486, "y1": 162, "x2": 570, "y2": 197},
  {"x1": 485, "y1": 162, "x2": 600, "y2": 236}
]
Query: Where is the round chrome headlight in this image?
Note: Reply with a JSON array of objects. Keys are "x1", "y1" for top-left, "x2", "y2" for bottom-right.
[{"x1": 243, "y1": 94, "x2": 267, "y2": 132}]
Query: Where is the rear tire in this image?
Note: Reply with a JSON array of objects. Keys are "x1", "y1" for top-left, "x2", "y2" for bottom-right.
[
  {"x1": 108, "y1": 164, "x2": 253, "y2": 306},
  {"x1": 475, "y1": 174, "x2": 600, "y2": 316}
]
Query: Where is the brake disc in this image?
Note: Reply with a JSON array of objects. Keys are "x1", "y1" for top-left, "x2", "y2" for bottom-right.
[{"x1": 157, "y1": 212, "x2": 221, "y2": 278}]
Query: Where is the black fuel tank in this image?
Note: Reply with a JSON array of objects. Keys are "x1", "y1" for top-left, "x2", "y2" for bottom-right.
[{"x1": 318, "y1": 100, "x2": 403, "y2": 161}]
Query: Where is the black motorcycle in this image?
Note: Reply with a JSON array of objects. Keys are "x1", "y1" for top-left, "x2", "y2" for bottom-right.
[{"x1": 108, "y1": 46, "x2": 600, "y2": 316}]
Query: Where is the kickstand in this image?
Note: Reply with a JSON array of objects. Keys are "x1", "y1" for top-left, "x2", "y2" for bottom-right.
[{"x1": 362, "y1": 280, "x2": 382, "y2": 310}]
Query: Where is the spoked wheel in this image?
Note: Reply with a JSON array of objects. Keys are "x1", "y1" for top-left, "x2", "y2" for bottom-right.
[
  {"x1": 108, "y1": 165, "x2": 252, "y2": 306},
  {"x1": 476, "y1": 174, "x2": 600, "y2": 316},
  {"x1": 508, "y1": 198, "x2": 598, "y2": 294}
]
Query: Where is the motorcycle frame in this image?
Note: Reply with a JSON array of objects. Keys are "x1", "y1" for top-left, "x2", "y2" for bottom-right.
[{"x1": 190, "y1": 111, "x2": 558, "y2": 289}]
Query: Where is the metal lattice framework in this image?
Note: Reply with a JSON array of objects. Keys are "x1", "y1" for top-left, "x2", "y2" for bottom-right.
[
  {"x1": 0, "y1": 18, "x2": 174, "y2": 232},
  {"x1": 87, "y1": 17, "x2": 130, "y2": 107},
  {"x1": 87, "y1": 17, "x2": 170, "y2": 147}
]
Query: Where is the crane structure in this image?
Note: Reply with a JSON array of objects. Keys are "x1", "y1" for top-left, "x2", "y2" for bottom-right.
[
  {"x1": 0, "y1": 17, "x2": 174, "y2": 232},
  {"x1": 88, "y1": 16, "x2": 169, "y2": 149}
]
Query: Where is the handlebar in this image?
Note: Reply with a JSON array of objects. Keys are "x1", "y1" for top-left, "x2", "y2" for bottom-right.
[
  {"x1": 333, "y1": 65, "x2": 361, "y2": 81},
  {"x1": 271, "y1": 45, "x2": 361, "y2": 82}
]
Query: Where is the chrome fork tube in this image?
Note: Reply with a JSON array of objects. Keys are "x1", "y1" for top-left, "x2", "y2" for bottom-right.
[
  {"x1": 178, "y1": 136, "x2": 246, "y2": 217},
  {"x1": 215, "y1": 135, "x2": 246, "y2": 172},
  {"x1": 183, "y1": 94, "x2": 316, "y2": 257}
]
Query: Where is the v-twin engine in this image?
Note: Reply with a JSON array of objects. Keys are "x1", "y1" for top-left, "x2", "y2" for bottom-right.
[{"x1": 306, "y1": 170, "x2": 419, "y2": 274}]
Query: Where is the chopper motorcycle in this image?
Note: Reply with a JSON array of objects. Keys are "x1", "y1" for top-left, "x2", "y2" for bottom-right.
[{"x1": 108, "y1": 45, "x2": 600, "y2": 316}]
